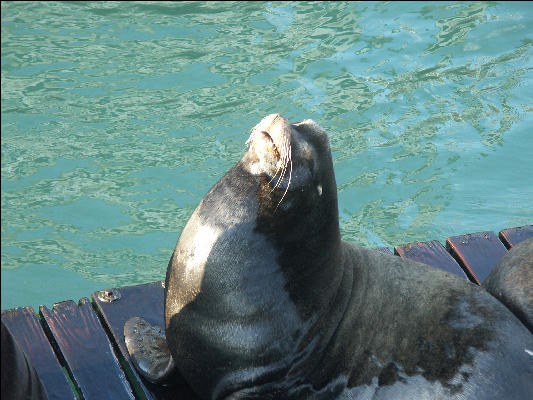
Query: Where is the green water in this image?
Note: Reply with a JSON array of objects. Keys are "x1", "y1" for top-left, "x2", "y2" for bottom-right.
[{"x1": 2, "y1": 1, "x2": 532, "y2": 312}]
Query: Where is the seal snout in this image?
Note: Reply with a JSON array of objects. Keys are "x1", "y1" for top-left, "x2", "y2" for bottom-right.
[
  {"x1": 248, "y1": 114, "x2": 291, "y2": 161},
  {"x1": 246, "y1": 114, "x2": 292, "y2": 178},
  {"x1": 259, "y1": 129, "x2": 281, "y2": 160}
]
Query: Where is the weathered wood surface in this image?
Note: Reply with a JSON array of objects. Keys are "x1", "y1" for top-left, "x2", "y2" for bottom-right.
[
  {"x1": 394, "y1": 239, "x2": 468, "y2": 280},
  {"x1": 2, "y1": 224, "x2": 531, "y2": 399},
  {"x1": 1, "y1": 307, "x2": 75, "y2": 400},
  {"x1": 91, "y1": 282, "x2": 199, "y2": 399},
  {"x1": 499, "y1": 225, "x2": 533, "y2": 248},
  {"x1": 446, "y1": 231, "x2": 508, "y2": 285},
  {"x1": 39, "y1": 298, "x2": 135, "y2": 400}
]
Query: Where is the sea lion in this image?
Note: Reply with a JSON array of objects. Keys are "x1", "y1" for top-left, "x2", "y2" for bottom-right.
[
  {"x1": 483, "y1": 237, "x2": 533, "y2": 333},
  {"x1": 126, "y1": 114, "x2": 533, "y2": 399}
]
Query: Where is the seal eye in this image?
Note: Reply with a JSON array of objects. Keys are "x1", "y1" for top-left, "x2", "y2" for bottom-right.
[{"x1": 317, "y1": 184, "x2": 323, "y2": 196}]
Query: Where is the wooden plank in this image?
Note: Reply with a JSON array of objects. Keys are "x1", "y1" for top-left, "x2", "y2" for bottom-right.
[
  {"x1": 1, "y1": 307, "x2": 75, "y2": 400},
  {"x1": 39, "y1": 298, "x2": 135, "y2": 400},
  {"x1": 91, "y1": 282, "x2": 200, "y2": 400},
  {"x1": 394, "y1": 240, "x2": 469, "y2": 280},
  {"x1": 499, "y1": 225, "x2": 533, "y2": 248},
  {"x1": 446, "y1": 231, "x2": 508, "y2": 285}
]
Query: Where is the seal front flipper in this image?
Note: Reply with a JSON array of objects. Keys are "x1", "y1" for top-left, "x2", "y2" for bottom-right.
[{"x1": 124, "y1": 317, "x2": 176, "y2": 384}]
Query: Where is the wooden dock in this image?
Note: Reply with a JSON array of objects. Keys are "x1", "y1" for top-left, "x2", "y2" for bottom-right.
[{"x1": 2, "y1": 225, "x2": 532, "y2": 400}]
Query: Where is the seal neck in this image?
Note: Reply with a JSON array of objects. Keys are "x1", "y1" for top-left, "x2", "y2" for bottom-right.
[{"x1": 252, "y1": 168, "x2": 343, "y2": 321}]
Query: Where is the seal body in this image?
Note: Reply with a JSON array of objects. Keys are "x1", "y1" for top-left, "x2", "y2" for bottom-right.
[
  {"x1": 164, "y1": 115, "x2": 533, "y2": 399},
  {"x1": 484, "y1": 237, "x2": 533, "y2": 333}
]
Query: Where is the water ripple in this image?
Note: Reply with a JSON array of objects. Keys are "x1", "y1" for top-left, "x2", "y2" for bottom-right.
[{"x1": 2, "y1": 1, "x2": 532, "y2": 310}]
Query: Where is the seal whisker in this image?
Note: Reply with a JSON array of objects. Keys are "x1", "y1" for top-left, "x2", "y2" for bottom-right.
[
  {"x1": 272, "y1": 139, "x2": 289, "y2": 192},
  {"x1": 273, "y1": 157, "x2": 287, "y2": 191},
  {"x1": 275, "y1": 144, "x2": 292, "y2": 211},
  {"x1": 268, "y1": 164, "x2": 282, "y2": 187},
  {"x1": 270, "y1": 150, "x2": 286, "y2": 192}
]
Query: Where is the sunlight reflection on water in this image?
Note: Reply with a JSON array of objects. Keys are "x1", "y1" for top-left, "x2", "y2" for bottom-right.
[{"x1": 1, "y1": 1, "x2": 532, "y2": 310}]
